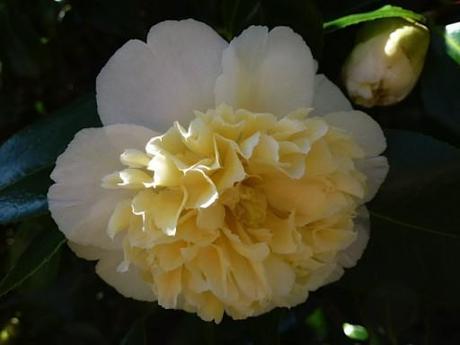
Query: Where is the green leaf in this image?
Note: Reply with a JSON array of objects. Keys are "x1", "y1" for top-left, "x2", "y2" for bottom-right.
[
  {"x1": 0, "y1": 226, "x2": 66, "y2": 298},
  {"x1": 0, "y1": 95, "x2": 100, "y2": 190},
  {"x1": 0, "y1": 169, "x2": 52, "y2": 224},
  {"x1": 6, "y1": 219, "x2": 46, "y2": 266},
  {"x1": 371, "y1": 129, "x2": 460, "y2": 237},
  {"x1": 444, "y1": 22, "x2": 460, "y2": 64},
  {"x1": 121, "y1": 318, "x2": 146, "y2": 345},
  {"x1": 0, "y1": 95, "x2": 100, "y2": 223},
  {"x1": 342, "y1": 323, "x2": 369, "y2": 341},
  {"x1": 341, "y1": 130, "x2": 460, "y2": 303},
  {"x1": 324, "y1": 5, "x2": 425, "y2": 32},
  {"x1": 421, "y1": 26, "x2": 460, "y2": 137}
]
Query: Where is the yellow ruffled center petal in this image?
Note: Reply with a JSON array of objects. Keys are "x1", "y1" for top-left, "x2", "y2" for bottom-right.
[{"x1": 101, "y1": 104, "x2": 369, "y2": 323}]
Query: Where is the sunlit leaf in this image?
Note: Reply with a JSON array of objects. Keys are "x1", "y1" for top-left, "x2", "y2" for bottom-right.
[
  {"x1": 444, "y1": 22, "x2": 460, "y2": 65},
  {"x1": 343, "y1": 323, "x2": 369, "y2": 341},
  {"x1": 324, "y1": 5, "x2": 425, "y2": 32}
]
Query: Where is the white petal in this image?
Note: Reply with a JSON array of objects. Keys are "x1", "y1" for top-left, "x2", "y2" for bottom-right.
[
  {"x1": 97, "y1": 19, "x2": 227, "y2": 131},
  {"x1": 215, "y1": 26, "x2": 315, "y2": 115},
  {"x1": 67, "y1": 242, "x2": 102, "y2": 260},
  {"x1": 311, "y1": 74, "x2": 352, "y2": 116},
  {"x1": 322, "y1": 207, "x2": 370, "y2": 286},
  {"x1": 48, "y1": 124, "x2": 156, "y2": 249},
  {"x1": 337, "y1": 207, "x2": 370, "y2": 268},
  {"x1": 68, "y1": 242, "x2": 155, "y2": 301},
  {"x1": 95, "y1": 250, "x2": 155, "y2": 301},
  {"x1": 356, "y1": 156, "x2": 389, "y2": 202},
  {"x1": 324, "y1": 110, "x2": 386, "y2": 156}
]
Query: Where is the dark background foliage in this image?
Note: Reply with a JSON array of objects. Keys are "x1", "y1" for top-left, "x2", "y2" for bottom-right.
[{"x1": 0, "y1": 0, "x2": 460, "y2": 344}]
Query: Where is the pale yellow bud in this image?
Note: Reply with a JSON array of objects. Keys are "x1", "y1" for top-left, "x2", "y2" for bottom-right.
[{"x1": 342, "y1": 18, "x2": 429, "y2": 107}]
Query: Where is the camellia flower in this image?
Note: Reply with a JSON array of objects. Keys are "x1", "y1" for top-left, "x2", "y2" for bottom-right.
[
  {"x1": 48, "y1": 20, "x2": 389, "y2": 323},
  {"x1": 342, "y1": 18, "x2": 430, "y2": 107}
]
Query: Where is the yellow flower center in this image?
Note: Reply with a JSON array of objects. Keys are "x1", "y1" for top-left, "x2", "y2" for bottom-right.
[
  {"x1": 233, "y1": 184, "x2": 267, "y2": 228},
  {"x1": 101, "y1": 104, "x2": 367, "y2": 322}
]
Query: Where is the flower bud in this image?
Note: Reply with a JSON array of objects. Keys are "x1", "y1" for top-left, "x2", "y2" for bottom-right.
[{"x1": 342, "y1": 18, "x2": 429, "y2": 107}]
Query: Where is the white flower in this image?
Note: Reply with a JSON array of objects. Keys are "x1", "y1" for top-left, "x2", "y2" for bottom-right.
[
  {"x1": 48, "y1": 20, "x2": 389, "y2": 323},
  {"x1": 342, "y1": 18, "x2": 430, "y2": 107}
]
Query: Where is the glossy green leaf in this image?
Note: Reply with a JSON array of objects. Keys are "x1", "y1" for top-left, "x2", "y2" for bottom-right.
[
  {"x1": 0, "y1": 169, "x2": 52, "y2": 224},
  {"x1": 341, "y1": 130, "x2": 460, "y2": 303},
  {"x1": 0, "y1": 96, "x2": 100, "y2": 224},
  {"x1": 0, "y1": 226, "x2": 66, "y2": 298},
  {"x1": 0, "y1": 95, "x2": 100, "y2": 191},
  {"x1": 324, "y1": 5, "x2": 425, "y2": 32}
]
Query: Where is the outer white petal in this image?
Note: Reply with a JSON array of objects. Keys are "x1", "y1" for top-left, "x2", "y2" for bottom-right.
[
  {"x1": 356, "y1": 156, "x2": 389, "y2": 202},
  {"x1": 95, "y1": 250, "x2": 155, "y2": 301},
  {"x1": 338, "y1": 207, "x2": 370, "y2": 268},
  {"x1": 97, "y1": 19, "x2": 227, "y2": 131},
  {"x1": 311, "y1": 74, "x2": 352, "y2": 116},
  {"x1": 48, "y1": 124, "x2": 156, "y2": 249},
  {"x1": 68, "y1": 242, "x2": 103, "y2": 261},
  {"x1": 324, "y1": 207, "x2": 370, "y2": 285},
  {"x1": 215, "y1": 26, "x2": 315, "y2": 115},
  {"x1": 324, "y1": 110, "x2": 386, "y2": 156}
]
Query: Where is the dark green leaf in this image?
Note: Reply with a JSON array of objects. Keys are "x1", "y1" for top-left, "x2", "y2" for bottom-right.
[
  {"x1": 6, "y1": 219, "x2": 46, "y2": 266},
  {"x1": 341, "y1": 130, "x2": 460, "y2": 304},
  {"x1": 121, "y1": 318, "x2": 146, "y2": 345},
  {"x1": 0, "y1": 96, "x2": 100, "y2": 223},
  {"x1": 324, "y1": 5, "x2": 425, "y2": 32},
  {"x1": 0, "y1": 95, "x2": 100, "y2": 191},
  {"x1": 369, "y1": 130, "x2": 460, "y2": 237},
  {"x1": 421, "y1": 27, "x2": 460, "y2": 137},
  {"x1": 0, "y1": 226, "x2": 66, "y2": 298},
  {"x1": 0, "y1": 169, "x2": 52, "y2": 224}
]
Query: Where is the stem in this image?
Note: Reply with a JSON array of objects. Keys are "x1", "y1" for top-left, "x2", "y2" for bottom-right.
[{"x1": 369, "y1": 211, "x2": 460, "y2": 240}]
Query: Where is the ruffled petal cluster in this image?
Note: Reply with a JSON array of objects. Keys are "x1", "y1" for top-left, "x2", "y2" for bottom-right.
[
  {"x1": 48, "y1": 19, "x2": 389, "y2": 323},
  {"x1": 98, "y1": 105, "x2": 372, "y2": 322}
]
